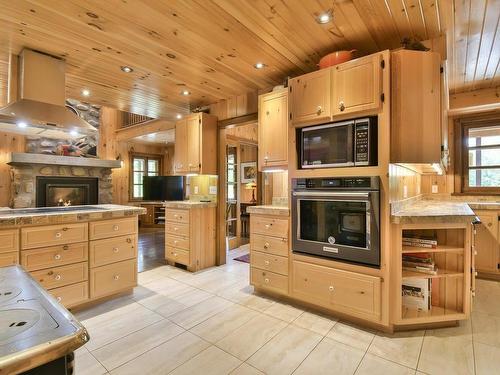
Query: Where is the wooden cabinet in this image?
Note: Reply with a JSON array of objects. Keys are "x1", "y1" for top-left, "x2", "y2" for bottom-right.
[
  {"x1": 391, "y1": 50, "x2": 442, "y2": 163},
  {"x1": 258, "y1": 89, "x2": 288, "y2": 170},
  {"x1": 21, "y1": 223, "x2": 88, "y2": 249},
  {"x1": 89, "y1": 235, "x2": 137, "y2": 268},
  {"x1": 89, "y1": 217, "x2": 137, "y2": 240},
  {"x1": 165, "y1": 205, "x2": 216, "y2": 272},
  {"x1": 289, "y1": 68, "x2": 331, "y2": 126},
  {"x1": 174, "y1": 113, "x2": 217, "y2": 175},
  {"x1": 0, "y1": 252, "x2": 18, "y2": 267},
  {"x1": 475, "y1": 210, "x2": 499, "y2": 274},
  {"x1": 21, "y1": 242, "x2": 88, "y2": 271},
  {"x1": 140, "y1": 203, "x2": 165, "y2": 228},
  {"x1": 90, "y1": 259, "x2": 137, "y2": 299},
  {"x1": 31, "y1": 262, "x2": 88, "y2": 290},
  {"x1": 332, "y1": 53, "x2": 382, "y2": 115},
  {"x1": 50, "y1": 282, "x2": 88, "y2": 308},
  {"x1": 0, "y1": 229, "x2": 19, "y2": 267}
]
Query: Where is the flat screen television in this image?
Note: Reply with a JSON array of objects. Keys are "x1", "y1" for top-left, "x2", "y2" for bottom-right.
[{"x1": 143, "y1": 176, "x2": 184, "y2": 201}]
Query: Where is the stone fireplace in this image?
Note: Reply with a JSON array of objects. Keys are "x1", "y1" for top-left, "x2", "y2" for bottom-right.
[{"x1": 8, "y1": 153, "x2": 121, "y2": 208}]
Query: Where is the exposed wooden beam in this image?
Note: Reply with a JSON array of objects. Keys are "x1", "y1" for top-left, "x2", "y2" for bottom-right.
[
  {"x1": 448, "y1": 87, "x2": 500, "y2": 116},
  {"x1": 115, "y1": 118, "x2": 175, "y2": 141}
]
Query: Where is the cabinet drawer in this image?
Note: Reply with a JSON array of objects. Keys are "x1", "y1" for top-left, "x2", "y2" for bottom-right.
[
  {"x1": 165, "y1": 208, "x2": 190, "y2": 224},
  {"x1": 21, "y1": 242, "x2": 88, "y2": 271},
  {"x1": 165, "y1": 246, "x2": 190, "y2": 266},
  {"x1": 250, "y1": 267, "x2": 288, "y2": 295},
  {"x1": 90, "y1": 259, "x2": 137, "y2": 299},
  {"x1": 0, "y1": 252, "x2": 18, "y2": 267},
  {"x1": 89, "y1": 217, "x2": 137, "y2": 240},
  {"x1": 251, "y1": 251, "x2": 288, "y2": 276},
  {"x1": 250, "y1": 216, "x2": 288, "y2": 238},
  {"x1": 21, "y1": 223, "x2": 88, "y2": 249},
  {"x1": 31, "y1": 262, "x2": 88, "y2": 289},
  {"x1": 89, "y1": 235, "x2": 137, "y2": 268},
  {"x1": 165, "y1": 234, "x2": 190, "y2": 250},
  {"x1": 0, "y1": 229, "x2": 19, "y2": 254},
  {"x1": 251, "y1": 233, "x2": 288, "y2": 257},
  {"x1": 165, "y1": 222, "x2": 190, "y2": 237},
  {"x1": 50, "y1": 281, "x2": 88, "y2": 308},
  {"x1": 292, "y1": 261, "x2": 381, "y2": 319}
]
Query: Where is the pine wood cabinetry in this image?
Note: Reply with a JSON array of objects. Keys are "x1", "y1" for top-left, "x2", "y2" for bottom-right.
[
  {"x1": 250, "y1": 213, "x2": 289, "y2": 296},
  {"x1": 165, "y1": 205, "x2": 216, "y2": 272},
  {"x1": 258, "y1": 89, "x2": 289, "y2": 170},
  {"x1": 140, "y1": 203, "x2": 165, "y2": 228},
  {"x1": 174, "y1": 113, "x2": 218, "y2": 175},
  {"x1": 391, "y1": 50, "x2": 442, "y2": 163},
  {"x1": 474, "y1": 210, "x2": 499, "y2": 276},
  {"x1": 0, "y1": 229, "x2": 19, "y2": 267},
  {"x1": 332, "y1": 53, "x2": 382, "y2": 115}
]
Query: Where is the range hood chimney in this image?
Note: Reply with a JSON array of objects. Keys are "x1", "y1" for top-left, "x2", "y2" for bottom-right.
[{"x1": 0, "y1": 49, "x2": 97, "y2": 138}]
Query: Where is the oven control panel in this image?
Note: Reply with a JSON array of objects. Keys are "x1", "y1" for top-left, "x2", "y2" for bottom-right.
[{"x1": 294, "y1": 177, "x2": 379, "y2": 190}]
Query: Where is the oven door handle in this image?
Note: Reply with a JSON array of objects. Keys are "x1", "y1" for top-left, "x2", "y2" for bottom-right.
[{"x1": 292, "y1": 191, "x2": 371, "y2": 198}]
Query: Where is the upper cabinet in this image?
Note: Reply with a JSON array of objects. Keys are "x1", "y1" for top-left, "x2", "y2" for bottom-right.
[
  {"x1": 332, "y1": 53, "x2": 382, "y2": 115},
  {"x1": 289, "y1": 51, "x2": 385, "y2": 127},
  {"x1": 258, "y1": 89, "x2": 289, "y2": 170},
  {"x1": 289, "y1": 68, "x2": 331, "y2": 126},
  {"x1": 174, "y1": 113, "x2": 217, "y2": 175},
  {"x1": 391, "y1": 50, "x2": 442, "y2": 164}
]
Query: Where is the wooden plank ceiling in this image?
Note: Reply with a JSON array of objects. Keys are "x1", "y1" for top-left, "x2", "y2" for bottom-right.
[{"x1": 0, "y1": 0, "x2": 498, "y2": 120}]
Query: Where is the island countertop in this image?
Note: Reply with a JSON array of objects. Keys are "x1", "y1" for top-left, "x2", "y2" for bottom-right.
[
  {"x1": 247, "y1": 205, "x2": 290, "y2": 216},
  {"x1": 164, "y1": 201, "x2": 217, "y2": 209},
  {"x1": 0, "y1": 204, "x2": 146, "y2": 227},
  {"x1": 391, "y1": 199, "x2": 476, "y2": 224}
]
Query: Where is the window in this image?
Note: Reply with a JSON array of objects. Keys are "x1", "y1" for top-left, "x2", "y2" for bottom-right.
[
  {"x1": 130, "y1": 154, "x2": 161, "y2": 200},
  {"x1": 460, "y1": 120, "x2": 500, "y2": 193}
]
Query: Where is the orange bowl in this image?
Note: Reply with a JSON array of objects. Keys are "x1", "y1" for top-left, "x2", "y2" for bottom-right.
[{"x1": 318, "y1": 50, "x2": 356, "y2": 69}]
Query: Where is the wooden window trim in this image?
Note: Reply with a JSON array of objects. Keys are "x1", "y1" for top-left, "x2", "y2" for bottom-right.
[
  {"x1": 129, "y1": 152, "x2": 163, "y2": 201},
  {"x1": 454, "y1": 115, "x2": 500, "y2": 195}
]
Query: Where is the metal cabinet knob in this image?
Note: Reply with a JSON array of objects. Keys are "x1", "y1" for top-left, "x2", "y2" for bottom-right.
[
  {"x1": 316, "y1": 105, "x2": 322, "y2": 115},
  {"x1": 265, "y1": 224, "x2": 272, "y2": 229},
  {"x1": 329, "y1": 285, "x2": 334, "y2": 292},
  {"x1": 63, "y1": 245, "x2": 69, "y2": 251},
  {"x1": 264, "y1": 278, "x2": 270, "y2": 283},
  {"x1": 264, "y1": 260, "x2": 270, "y2": 266},
  {"x1": 56, "y1": 296, "x2": 62, "y2": 302},
  {"x1": 264, "y1": 242, "x2": 270, "y2": 249},
  {"x1": 487, "y1": 222, "x2": 492, "y2": 227},
  {"x1": 113, "y1": 225, "x2": 119, "y2": 231},
  {"x1": 113, "y1": 247, "x2": 119, "y2": 253},
  {"x1": 339, "y1": 101, "x2": 345, "y2": 111},
  {"x1": 54, "y1": 254, "x2": 62, "y2": 260},
  {"x1": 126, "y1": 238, "x2": 132, "y2": 243},
  {"x1": 55, "y1": 232, "x2": 62, "y2": 238},
  {"x1": 174, "y1": 227, "x2": 179, "y2": 231},
  {"x1": 54, "y1": 274, "x2": 61, "y2": 281},
  {"x1": 114, "y1": 275, "x2": 120, "y2": 280}
]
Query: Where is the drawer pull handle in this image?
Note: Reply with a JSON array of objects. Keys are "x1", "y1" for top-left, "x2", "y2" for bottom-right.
[
  {"x1": 316, "y1": 105, "x2": 323, "y2": 115},
  {"x1": 264, "y1": 260, "x2": 270, "y2": 266},
  {"x1": 62, "y1": 227, "x2": 69, "y2": 231},
  {"x1": 329, "y1": 286, "x2": 334, "y2": 292},
  {"x1": 126, "y1": 238, "x2": 132, "y2": 243},
  {"x1": 55, "y1": 232, "x2": 62, "y2": 238},
  {"x1": 174, "y1": 227, "x2": 179, "y2": 231},
  {"x1": 114, "y1": 275, "x2": 120, "y2": 280},
  {"x1": 487, "y1": 222, "x2": 492, "y2": 227},
  {"x1": 54, "y1": 274, "x2": 61, "y2": 281},
  {"x1": 339, "y1": 101, "x2": 345, "y2": 112},
  {"x1": 264, "y1": 278, "x2": 270, "y2": 283},
  {"x1": 63, "y1": 245, "x2": 69, "y2": 251},
  {"x1": 264, "y1": 243, "x2": 270, "y2": 249},
  {"x1": 113, "y1": 225, "x2": 119, "y2": 231},
  {"x1": 54, "y1": 254, "x2": 62, "y2": 260},
  {"x1": 475, "y1": 271, "x2": 478, "y2": 277},
  {"x1": 265, "y1": 224, "x2": 272, "y2": 229},
  {"x1": 174, "y1": 214, "x2": 178, "y2": 218},
  {"x1": 113, "y1": 247, "x2": 119, "y2": 253},
  {"x1": 56, "y1": 296, "x2": 62, "y2": 302}
]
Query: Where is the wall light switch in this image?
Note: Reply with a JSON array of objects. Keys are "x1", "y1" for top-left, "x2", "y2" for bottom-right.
[
  {"x1": 209, "y1": 185, "x2": 217, "y2": 195},
  {"x1": 432, "y1": 184, "x2": 438, "y2": 194},
  {"x1": 403, "y1": 185, "x2": 408, "y2": 198},
  {"x1": 194, "y1": 186, "x2": 199, "y2": 194}
]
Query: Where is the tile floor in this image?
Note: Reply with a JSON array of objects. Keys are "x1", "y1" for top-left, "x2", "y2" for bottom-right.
[{"x1": 74, "y1": 247, "x2": 500, "y2": 375}]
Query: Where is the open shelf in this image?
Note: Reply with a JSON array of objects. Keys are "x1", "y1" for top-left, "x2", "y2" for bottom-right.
[
  {"x1": 402, "y1": 269, "x2": 464, "y2": 279},
  {"x1": 402, "y1": 245, "x2": 464, "y2": 254},
  {"x1": 401, "y1": 305, "x2": 466, "y2": 322}
]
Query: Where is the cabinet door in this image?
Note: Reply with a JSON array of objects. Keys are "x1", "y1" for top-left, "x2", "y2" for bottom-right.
[
  {"x1": 141, "y1": 205, "x2": 154, "y2": 225},
  {"x1": 174, "y1": 119, "x2": 188, "y2": 173},
  {"x1": 475, "y1": 211, "x2": 499, "y2": 273},
  {"x1": 259, "y1": 90, "x2": 288, "y2": 169},
  {"x1": 187, "y1": 115, "x2": 201, "y2": 172},
  {"x1": 332, "y1": 54, "x2": 382, "y2": 115},
  {"x1": 290, "y1": 68, "x2": 331, "y2": 125}
]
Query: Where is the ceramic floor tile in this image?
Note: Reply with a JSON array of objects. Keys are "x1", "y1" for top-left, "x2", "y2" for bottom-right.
[
  {"x1": 230, "y1": 363, "x2": 264, "y2": 375},
  {"x1": 247, "y1": 325, "x2": 322, "y2": 375},
  {"x1": 326, "y1": 321, "x2": 375, "y2": 351},
  {"x1": 292, "y1": 311, "x2": 337, "y2": 336},
  {"x1": 190, "y1": 304, "x2": 259, "y2": 343},
  {"x1": 355, "y1": 353, "x2": 415, "y2": 375},
  {"x1": 472, "y1": 311, "x2": 500, "y2": 347},
  {"x1": 110, "y1": 331, "x2": 209, "y2": 375},
  {"x1": 137, "y1": 269, "x2": 165, "y2": 285},
  {"x1": 474, "y1": 341, "x2": 500, "y2": 375},
  {"x1": 74, "y1": 295, "x2": 136, "y2": 321},
  {"x1": 294, "y1": 337, "x2": 364, "y2": 375},
  {"x1": 91, "y1": 319, "x2": 184, "y2": 370},
  {"x1": 75, "y1": 350, "x2": 107, "y2": 375},
  {"x1": 216, "y1": 314, "x2": 287, "y2": 360},
  {"x1": 170, "y1": 287, "x2": 213, "y2": 307},
  {"x1": 262, "y1": 302, "x2": 303, "y2": 323},
  {"x1": 135, "y1": 293, "x2": 179, "y2": 310},
  {"x1": 418, "y1": 332, "x2": 474, "y2": 375},
  {"x1": 218, "y1": 285, "x2": 276, "y2": 312},
  {"x1": 169, "y1": 345, "x2": 241, "y2": 375},
  {"x1": 83, "y1": 303, "x2": 164, "y2": 351},
  {"x1": 368, "y1": 330, "x2": 425, "y2": 369},
  {"x1": 153, "y1": 299, "x2": 189, "y2": 318},
  {"x1": 168, "y1": 296, "x2": 233, "y2": 329}
]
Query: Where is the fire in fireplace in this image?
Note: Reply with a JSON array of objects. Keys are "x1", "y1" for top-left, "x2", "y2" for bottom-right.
[{"x1": 36, "y1": 177, "x2": 98, "y2": 207}]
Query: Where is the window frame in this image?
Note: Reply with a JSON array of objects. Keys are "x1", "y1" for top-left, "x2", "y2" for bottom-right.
[
  {"x1": 455, "y1": 116, "x2": 500, "y2": 194},
  {"x1": 129, "y1": 153, "x2": 163, "y2": 201}
]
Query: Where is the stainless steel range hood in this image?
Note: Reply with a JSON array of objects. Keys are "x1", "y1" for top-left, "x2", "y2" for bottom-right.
[{"x1": 0, "y1": 49, "x2": 97, "y2": 139}]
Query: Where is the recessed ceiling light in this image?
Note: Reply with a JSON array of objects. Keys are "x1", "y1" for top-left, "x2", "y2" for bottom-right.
[
  {"x1": 70, "y1": 130, "x2": 79, "y2": 137},
  {"x1": 17, "y1": 121, "x2": 27, "y2": 128},
  {"x1": 254, "y1": 62, "x2": 266, "y2": 69},
  {"x1": 181, "y1": 90, "x2": 191, "y2": 96},
  {"x1": 176, "y1": 114, "x2": 182, "y2": 119},
  {"x1": 316, "y1": 9, "x2": 333, "y2": 24},
  {"x1": 147, "y1": 133, "x2": 156, "y2": 138},
  {"x1": 81, "y1": 89, "x2": 90, "y2": 97},
  {"x1": 121, "y1": 65, "x2": 133, "y2": 73}
]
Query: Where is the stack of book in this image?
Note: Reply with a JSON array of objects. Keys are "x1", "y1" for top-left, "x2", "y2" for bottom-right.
[
  {"x1": 402, "y1": 278, "x2": 441, "y2": 311},
  {"x1": 402, "y1": 235, "x2": 438, "y2": 249},
  {"x1": 402, "y1": 253, "x2": 437, "y2": 275}
]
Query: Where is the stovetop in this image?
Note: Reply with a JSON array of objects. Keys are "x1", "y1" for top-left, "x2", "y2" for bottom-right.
[
  {"x1": 0, "y1": 266, "x2": 88, "y2": 373},
  {"x1": 0, "y1": 205, "x2": 107, "y2": 216}
]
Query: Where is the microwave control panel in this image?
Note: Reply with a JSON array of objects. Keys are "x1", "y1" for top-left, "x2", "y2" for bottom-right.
[{"x1": 355, "y1": 123, "x2": 369, "y2": 164}]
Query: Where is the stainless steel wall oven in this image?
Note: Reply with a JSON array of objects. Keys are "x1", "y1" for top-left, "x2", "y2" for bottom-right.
[{"x1": 292, "y1": 177, "x2": 380, "y2": 267}]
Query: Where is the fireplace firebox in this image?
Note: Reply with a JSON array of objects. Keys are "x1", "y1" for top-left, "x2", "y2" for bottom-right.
[{"x1": 36, "y1": 177, "x2": 98, "y2": 207}]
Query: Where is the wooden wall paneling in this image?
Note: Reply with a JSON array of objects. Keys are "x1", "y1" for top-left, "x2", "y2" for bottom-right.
[
  {"x1": 0, "y1": 132, "x2": 25, "y2": 207},
  {"x1": 115, "y1": 119, "x2": 175, "y2": 142},
  {"x1": 225, "y1": 122, "x2": 258, "y2": 143},
  {"x1": 449, "y1": 87, "x2": 500, "y2": 116}
]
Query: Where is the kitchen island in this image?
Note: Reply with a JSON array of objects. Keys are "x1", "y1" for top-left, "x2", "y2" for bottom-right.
[{"x1": 0, "y1": 204, "x2": 146, "y2": 309}]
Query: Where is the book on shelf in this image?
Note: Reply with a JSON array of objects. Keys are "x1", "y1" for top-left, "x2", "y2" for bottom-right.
[
  {"x1": 402, "y1": 279, "x2": 430, "y2": 311},
  {"x1": 402, "y1": 252, "x2": 437, "y2": 275},
  {"x1": 402, "y1": 241, "x2": 437, "y2": 249},
  {"x1": 402, "y1": 236, "x2": 438, "y2": 246},
  {"x1": 403, "y1": 266, "x2": 438, "y2": 275}
]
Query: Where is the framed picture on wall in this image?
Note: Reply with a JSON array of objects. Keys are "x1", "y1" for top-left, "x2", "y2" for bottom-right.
[{"x1": 241, "y1": 162, "x2": 257, "y2": 183}]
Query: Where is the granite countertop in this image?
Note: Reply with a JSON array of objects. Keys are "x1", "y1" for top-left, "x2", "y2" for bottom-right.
[
  {"x1": 0, "y1": 204, "x2": 146, "y2": 227},
  {"x1": 391, "y1": 199, "x2": 476, "y2": 224},
  {"x1": 247, "y1": 205, "x2": 290, "y2": 216},
  {"x1": 467, "y1": 201, "x2": 500, "y2": 210},
  {"x1": 164, "y1": 201, "x2": 217, "y2": 209}
]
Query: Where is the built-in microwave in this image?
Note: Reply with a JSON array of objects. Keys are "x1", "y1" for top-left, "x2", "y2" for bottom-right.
[{"x1": 299, "y1": 117, "x2": 377, "y2": 169}]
